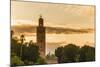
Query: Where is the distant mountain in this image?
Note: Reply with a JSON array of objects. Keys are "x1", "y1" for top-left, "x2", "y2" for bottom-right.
[{"x1": 11, "y1": 24, "x2": 94, "y2": 35}]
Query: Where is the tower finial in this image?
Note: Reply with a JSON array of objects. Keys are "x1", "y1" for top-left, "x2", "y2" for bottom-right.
[
  {"x1": 40, "y1": 14, "x2": 42, "y2": 18},
  {"x1": 39, "y1": 14, "x2": 44, "y2": 27}
]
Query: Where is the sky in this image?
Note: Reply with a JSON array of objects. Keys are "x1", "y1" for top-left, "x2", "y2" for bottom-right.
[
  {"x1": 11, "y1": 1, "x2": 95, "y2": 54},
  {"x1": 11, "y1": 1, "x2": 95, "y2": 29}
]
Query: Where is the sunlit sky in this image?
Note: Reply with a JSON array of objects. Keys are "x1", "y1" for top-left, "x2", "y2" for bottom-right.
[
  {"x1": 11, "y1": 1, "x2": 95, "y2": 29},
  {"x1": 11, "y1": 1, "x2": 95, "y2": 54}
]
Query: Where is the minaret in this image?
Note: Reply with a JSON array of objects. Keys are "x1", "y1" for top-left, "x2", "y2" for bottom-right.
[{"x1": 37, "y1": 15, "x2": 46, "y2": 58}]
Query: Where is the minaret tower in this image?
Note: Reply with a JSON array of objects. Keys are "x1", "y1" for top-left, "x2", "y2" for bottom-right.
[{"x1": 37, "y1": 15, "x2": 46, "y2": 58}]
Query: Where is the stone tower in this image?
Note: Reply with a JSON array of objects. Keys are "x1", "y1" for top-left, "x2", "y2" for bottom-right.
[{"x1": 37, "y1": 15, "x2": 46, "y2": 58}]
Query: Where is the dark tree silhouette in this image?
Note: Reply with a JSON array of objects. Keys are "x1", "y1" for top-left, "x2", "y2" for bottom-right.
[
  {"x1": 11, "y1": 30, "x2": 14, "y2": 39},
  {"x1": 55, "y1": 44, "x2": 80, "y2": 63},
  {"x1": 21, "y1": 40, "x2": 40, "y2": 64},
  {"x1": 55, "y1": 47, "x2": 63, "y2": 63},
  {"x1": 20, "y1": 34, "x2": 25, "y2": 45},
  {"x1": 11, "y1": 33, "x2": 24, "y2": 66},
  {"x1": 79, "y1": 45, "x2": 95, "y2": 62},
  {"x1": 11, "y1": 36, "x2": 20, "y2": 56},
  {"x1": 62, "y1": 44, "x2": 79, "y2": 63},
  {"x1": 20, "y1": 34, "x2": 26, "y2": 59}
]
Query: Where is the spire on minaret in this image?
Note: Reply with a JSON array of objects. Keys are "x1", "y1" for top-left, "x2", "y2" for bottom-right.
[
  {"x1": 39, "y1": 15, "x2": 44, "y2": 27},
  {"x1": 40, "y1": 14, "x2": 42, "y2": 18}
]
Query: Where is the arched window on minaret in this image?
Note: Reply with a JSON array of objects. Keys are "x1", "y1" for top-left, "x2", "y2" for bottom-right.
[{"x1": 39, "y1": 15, "x2": 44, "y2": 27}]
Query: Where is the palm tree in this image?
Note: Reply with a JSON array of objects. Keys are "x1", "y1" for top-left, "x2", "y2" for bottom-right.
[
  {"x1": 20, "y1": 34, "x2": 25, "y2": 45},
  {"x1": 11, "y1": 30, "x2": 14, "y2": 39},
  {"x1": 20, "y1": 34, "x2": 25, "y2": 60}
]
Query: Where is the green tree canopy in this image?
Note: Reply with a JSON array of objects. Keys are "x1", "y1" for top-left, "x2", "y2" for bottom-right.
[
  {"x1": 22, "y1": 40, "x2": 40, "y2": 64},
  {"x1": 55, "y1": 44, "x2": 80, "y2": 63},
  {"x1": 62, "y1": 44, "x2": 79, "y2": 63},
  {"x1": 55, "y1": 46, "x2": 63, "y2": 63},
  {"x1": 79, "y1": 45, "x2": 95, "y2": 62}
]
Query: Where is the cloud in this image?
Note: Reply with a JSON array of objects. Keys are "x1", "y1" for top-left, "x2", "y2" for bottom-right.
[
  {"x1": 11, "y1": 19, "x2": 37, "y2": 26},
  {"x1": 11, "y1": 1, "x2": 95, "y2": 29},
  {"x1": 64, "y1": 5, "x2": 95, "y2": 17},
  {"x1": 11, "y1": 24, "x2": 94, "y2": 35}
]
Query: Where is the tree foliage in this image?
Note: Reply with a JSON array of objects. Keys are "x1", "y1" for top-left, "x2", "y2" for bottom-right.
[
  {"x1": 55, "y1": 44, "x2": 95, "y2": 63},
  {"x1": 62, "y1": 44, "x2": 79, "y2": 63},
  {"x1": 55, "y1": 47, "x2": 63, "y2": 63},
  {"x1": 11, "y1": 31, "x2": 41, "y2": 66},
  {"x1": 11, "y1": 52, "x2": 24, "y2": 66},
  {"x1": 79, "y1": 45, "x2": 95, "y2": 62},
  {"x1": 22, "y1": 42, "x2": 40, "y2": 63}
]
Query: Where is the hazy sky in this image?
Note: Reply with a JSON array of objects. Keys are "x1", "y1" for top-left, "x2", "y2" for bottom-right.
[{"x1": 11, "y1": 1, "x2": 95, "y2": 29}]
